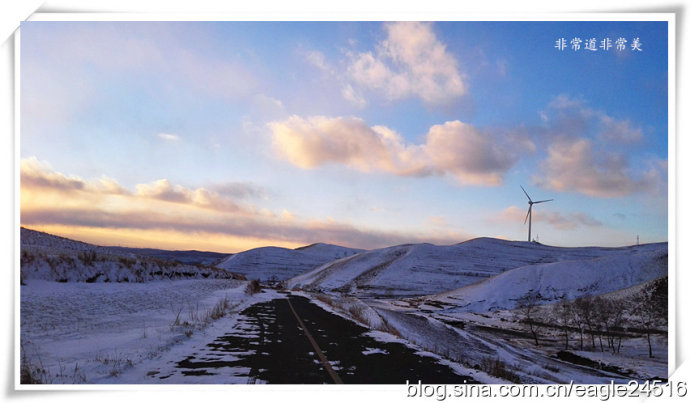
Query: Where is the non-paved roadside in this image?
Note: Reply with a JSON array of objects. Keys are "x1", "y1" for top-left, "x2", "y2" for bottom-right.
[{"x1": 155, "y1": 294, "x2": 475, "y2": 384}]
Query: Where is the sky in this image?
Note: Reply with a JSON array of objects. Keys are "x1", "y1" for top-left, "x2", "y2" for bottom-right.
[{"x1": 19, "y1": 20, "x2": 669, "y2": 253}]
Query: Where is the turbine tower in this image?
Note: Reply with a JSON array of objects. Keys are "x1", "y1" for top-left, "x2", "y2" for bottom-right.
[{"x1": 521, "y1": 185, "x2": 553, "y2": 242}]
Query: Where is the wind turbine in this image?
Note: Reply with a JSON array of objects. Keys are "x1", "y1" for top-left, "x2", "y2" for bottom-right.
[{"x1": 520, "y1": 185, "x2": 553, "y2": 243}]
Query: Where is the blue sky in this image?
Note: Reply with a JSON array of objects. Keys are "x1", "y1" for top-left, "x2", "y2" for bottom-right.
[{"x1": 20, "y1": 21, "x2": 669, "y2": 252}]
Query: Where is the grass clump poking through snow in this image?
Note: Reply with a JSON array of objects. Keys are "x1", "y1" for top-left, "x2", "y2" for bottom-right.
[
  {"x1": 209, "y1": 296, "x2": 231, "y2": 320},
  {"x1": 20, "y1": 344, "x2": 50, "y2": 384},
  {"x1": 94, "y1": 352, "x2": 133, "y2": 377},
  {"x1": 479, "y1": 357, "x2": 522, "y2": 383},
  {"x1": 315, "y1": 294, "x2": 334, "y2": 306},
  {"x1": 246, "y1": 279, "x2": 261, "y2": 295},
  {"x1": 169, "y1": 294, "x2": 238, "y2": 339},
  {"x1": 347, "y1": 304, "x2": 367, "y2": 324}
]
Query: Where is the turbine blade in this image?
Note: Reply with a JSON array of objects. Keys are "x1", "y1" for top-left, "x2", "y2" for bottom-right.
[
  {"x1": 520, "y1": 185, "x2": 532, "y2": 202},
  {"x1": 524, "y1": 205, "x2": 532, "y2": 224},
  {"x1": 533, "y1": 199, "x2": 554, "y2": 204}
]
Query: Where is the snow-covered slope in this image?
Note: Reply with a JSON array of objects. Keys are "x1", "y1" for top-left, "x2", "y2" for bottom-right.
[
  {"x1": 105, "y1": 247, "x2": 229, "y2": 266},
  {"x1": 21, "y1": 227, "x2": 117, "y2": 255},
  {"x1": 423, "y1": 243, "x2": 667, "y2": 312},
  {"x1": 20, "y1": 227, "x2": 241, "y2": 283},
  {"x1": 216, "y1": 243, "x2": 363, "y2": 281},
  {"x1": 287, "y1": 238, "x2": 666, "y2": 298}
]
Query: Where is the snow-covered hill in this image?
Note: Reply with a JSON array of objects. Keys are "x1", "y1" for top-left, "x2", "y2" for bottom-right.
[
  {"x1": 422, "y1": 243, "x2": 667, "y2": 312},
  {"x1": 20, "y1": 228, "x2": 241, "y2": 283},
  {"x1": 287, "y1": 238, "x2": 667, "y2": 298},
  {"x1": 216, "y1": 243, "x2": 363, "y2": 281},
  {"x1": 106, "y1": 247, "x2": 229, "y2": 266},
  {"x1": 21, "y1": 227, "x2": 118, "y2": 255}
]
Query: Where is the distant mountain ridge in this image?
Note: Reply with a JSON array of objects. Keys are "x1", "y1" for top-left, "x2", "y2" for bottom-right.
[
  {"x1": 21, "y1": 227, "x2": 230, "y2": 266},
  {"x1": 106, "y1": 247, "x2": 229, "y2": 266},
  {"x1": 216, "y1": 243, "x2": 364, "y2": 281}
]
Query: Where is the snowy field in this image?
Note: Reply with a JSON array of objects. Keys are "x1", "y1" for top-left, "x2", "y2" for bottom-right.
[{"x1": 20, "y1": 278, "x2": 256, "y2": 383}]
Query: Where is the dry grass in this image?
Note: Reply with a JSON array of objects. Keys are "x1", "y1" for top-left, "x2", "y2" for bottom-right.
[
  {"x1": 314, "y1": 294, "x2": 335, "y2": 306},
  {"x1": 479, "y1": 357, "x2": 522, "y2": 383},
  {"x1": 246, "y1": 279, "x2": 261, "y2": 295},
  {"x1": 169, "y1": 295, "x2": 237, "y2": 339},
  {"x1": 93, "y1": 352, "x2": 133, "y2": 377}
]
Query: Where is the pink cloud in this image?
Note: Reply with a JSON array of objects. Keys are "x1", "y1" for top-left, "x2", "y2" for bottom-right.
[
  {"x1": 347, "y1": 22, "x2": 467, "y2": 105},
  {"x1": 269, "y1": 115, "x2": 531, "y2": 186}
]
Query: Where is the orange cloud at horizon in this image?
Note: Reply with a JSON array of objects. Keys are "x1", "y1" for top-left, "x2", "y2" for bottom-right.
[
  {"x1": 20, "y1": 157, "x2": 472, "y2": 252},
  {"x1": 22, "y1": 224, "x2": 303, "y2": 253}
]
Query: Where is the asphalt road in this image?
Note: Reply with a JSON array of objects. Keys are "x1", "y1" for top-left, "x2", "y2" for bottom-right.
[{"x1": 172, "y1": 294, "x2": 476, "y2": 384}]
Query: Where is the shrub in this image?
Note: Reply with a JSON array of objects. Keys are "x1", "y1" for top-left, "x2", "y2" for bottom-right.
[{"x1": 78, "y1": 251, "x2": 98, "y2": 266}]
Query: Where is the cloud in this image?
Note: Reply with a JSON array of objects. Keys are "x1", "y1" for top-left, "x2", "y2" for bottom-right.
[
  {"x1": 341, "y1": 84, "x2": 367, "y2": 108},
  {"x1": 135, "y1": 179, "x2": 244, "y2": 212},
  {"x1": 210, "y1": 182, "x2": 267, "y2": 200},
  {"x1": 533, "y1": 138, "x2": 663, "y2": 198},
  {"x1": 495, "y1": 206, "x2": 602, "y2": 230},
  {"x1": 20, "y1": 158, "x2": 85, "y2": 192},
  {"x1": 543, "y1": 95, "x2": 644, "y2": 145},
  {"x1": 280, "y1": 209, "x2": 295, "y2": 221},
  {"x1": 424, "y1": 121, "x2": 520, "y2": 185},
  {"x1": 599, "y1": 115, "x2": 643, "y2": 144},
  {"x1": 305, "y1": 50, "x2": 334, "y2": 74},
  {"x1": 20, "y1": 157, "x2": 127, "y2": 195},
  {"x1": 157, "y1": 133, "x2": 180, "y2": 142},
  {"x1": 540, "y1": 211, "x2": 603, "y2": 230},
  {"x1": 533, "y1": 95, "x2": 664, "y2": 198},
  {"x1": 21, "y1": 157, "x2": 242, "y2": 213},
  {"x1": 268, "y1": 115, "x2": 429, "y2": 175},
  {"x1": 346, "y1": 22, "x2": 467, "y2": 105},
  {"x1": 269, "y1": 115, "x2": 530, "y2": 185},
  {"x1": 426, "y1": 216, "x2": 449, "y2": 228},
  {"x1": 20, "y1": 158, "x2": 472, "y2": 251}
]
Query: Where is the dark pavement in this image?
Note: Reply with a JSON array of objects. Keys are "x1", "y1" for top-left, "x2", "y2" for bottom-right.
[{"x1": 172, "y1": 294, "x2": 476, "y2": 384}]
